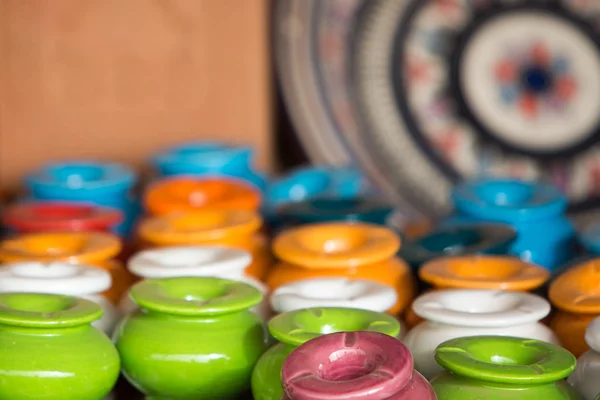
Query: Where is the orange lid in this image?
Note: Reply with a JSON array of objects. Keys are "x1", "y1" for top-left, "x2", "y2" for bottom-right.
[
  {"x1": 138, "y1": 209, "x2": 262, "y2": 245},
  {"x1": 419, "y1": 255, "x2": 549, "y2": 291},
  {"x1": 273, "y1": 222, "x2": 400, "y2": 269},
  {"x1": 0, "y1": 232, "x2": 121, "y2": 264},
  {"x1": 549, "y1": 259, "x2": 600, "y2": 313},
  {"x1": 144, "y1": 177, "x2": 262, "y2": 216}
]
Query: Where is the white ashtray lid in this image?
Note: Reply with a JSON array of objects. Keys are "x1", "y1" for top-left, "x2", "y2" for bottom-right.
[
  {"x1": 128, "y1": 246, "x2": 252, "y2": 279},
  {"x1": 412, "y1": 289, "x2": 551, "y2": 328},
  {"x1": 0, "y1": 261, "x2": 111, "y2": 296}
]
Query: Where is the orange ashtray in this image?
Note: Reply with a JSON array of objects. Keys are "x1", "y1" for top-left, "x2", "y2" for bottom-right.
[
  {"x1": 419, "y1": 255, "x2": 550, "y2": 291},
  {"x1": 0, "y1": 232, "x2": 130, "y2": 304},
  {"x1": 267, "y1": 222, "x2": 415, "y2": 316},
  {"x1": 138, "y1": 209, "x2": 270, "y2": 280},
  {"x1": 549, "y1": 259, "x2": 600, "y2": 313},
  {"x1": 402, "y1": 255, "x2": 551, "y2": 330},
  {"x1": 0, "y1": 231, "x2": 121, "y2": 264},
  {"x1": 549, "y1": 258, "x2": 600, "y2": 357},
  {"x1": 144, "y1": 177, "x2": 262, "y2": 216}
]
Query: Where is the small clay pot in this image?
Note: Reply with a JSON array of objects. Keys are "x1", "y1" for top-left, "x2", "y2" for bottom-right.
[
  {"x1": 0, "y1": 292, "x2": 120, "y2": 399},
  {"x1": 431, "y1": 336, "x2": 580, "y2": 399},
  {"x1": 137, "y1": 209, "x2": 271, "y2": 280},
  {"x1": 404, "y1": 289, "x2": 559, "y2": 379},
  {"x1": 0, "y1": 232, "x2": 133, "y2": 304},
  {"x1": 251, "y1": 307, "x2": 401, "y2": 400},
  {"x1": 281, "y1": 331, "x2": 437, "y2": 400},
  {"x1": 267, "y1": 222, "x2": 415, "y2": 316},
  {"x1": 115, "y1": 277, "x2": 268, "y2": 399}
]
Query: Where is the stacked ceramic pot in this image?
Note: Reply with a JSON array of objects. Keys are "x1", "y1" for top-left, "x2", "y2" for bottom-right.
[
  {"x1": 25, "y1": 162, "x2": 139, "y2": 237},
  {"x1": 0, "y1": 231, "x2": 133, "y2": 306}
]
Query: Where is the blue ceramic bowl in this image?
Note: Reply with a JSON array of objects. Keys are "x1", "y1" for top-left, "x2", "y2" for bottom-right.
[
  {"x1": 448, "y1": 178, "x2": 575, "y2": 271},
  {"x1": 152, "y1": 142, "x2": 267, "y2": 191}
]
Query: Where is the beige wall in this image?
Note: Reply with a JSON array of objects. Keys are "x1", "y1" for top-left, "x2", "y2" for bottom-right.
[{"x1": 0, "y1": 0, "x2": 273, "y2": 195}]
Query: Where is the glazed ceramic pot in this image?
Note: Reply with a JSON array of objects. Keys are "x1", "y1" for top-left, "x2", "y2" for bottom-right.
[
  {"x1": 251, "y1": 307, "x2": 401, "y2": 400},
  {"x1": 404, "y1": 289, "x2": 559, "y2": 379},
  {"x1": 267, "y1": 222, "x2": 415, "y2": 315},
  {"x1": 0, "y1": 231, "x2": 133, "y2": 304},
  {"x1": 123, "y1": 246, "x2": 270, "y2": 319},
  {"x1": 151, "y1": 142, "x2": 267, "y2": 191},
  {"x1": 448, "y1": 178, "x2": 575, "y2": 271},
  {"x1": 280, "y1": 331, "x2": 437, "y2": 400},
  {"x1": 144, "y1": 176, "x2": 262, "y2": 216},
  {"x1": 0, "y1": 261, "x2": 120, "y2": 334},
  {"x1": 0, "y1": 292, "x2": 120, "y2": 399},
  {"x1": 115, "y1": 277, "x2": 268, "y2": 399},
  {"x1": 431, "y1": 336, "x2": 581, "y2": 399},
  {"x1": 569, "y1": 316, "x2": 600, "y2": 399},
  {"x1": 277, "y1": 196, "x2": 394, "y2": 226},
  {"x1": 549, "y1": 258, "x2": 600, "y2": 357},
  {"x1": 138, "y1": 209, "x2": 271, "y2": 280},
  {"x1": 25, "y1": 161, "x2": 139, "y2": 236},
  {"x1": 404, "y1": 254, "x2": 550, "y2": 329},
  {"x1": 2, "y1": 201, "x2": 123, "y2": 234},
  {"x1": 270, "y1": 277, "x2": 397, "y2": 313},
  {"x1": 399, "y1": 222, "x2": 516, "y2": 269}
]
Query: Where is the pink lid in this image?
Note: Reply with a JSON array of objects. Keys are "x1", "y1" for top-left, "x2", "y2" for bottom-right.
[{"x1": 281, "y1": 331, "x2": 436, "y2": 400}]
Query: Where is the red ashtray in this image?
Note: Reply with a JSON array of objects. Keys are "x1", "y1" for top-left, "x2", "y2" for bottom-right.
[{"x1": 3, "y1": 201, "x2": 123, "y2": 233}]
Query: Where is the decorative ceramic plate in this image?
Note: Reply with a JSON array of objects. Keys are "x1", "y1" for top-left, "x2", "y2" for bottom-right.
[{"x1": 276, "y1": 0, "x2": 600, "y2": 218}]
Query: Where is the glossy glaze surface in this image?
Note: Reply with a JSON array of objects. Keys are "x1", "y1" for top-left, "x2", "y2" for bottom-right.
[
  {"x1": 0, "y1": 231, "x2": 131, "y2": 304},
  {"x1": 0, "y1": 261, "x2": 120, "y2": 334},
  {"x1": 0, "y1": 292, "x2": 120, "y2": 399},
  {"x1": 138, "y1": 210, "x2": 271, "y2": 280},
  {"x1": 115, "y1": 277, "x2": 268, "y2": 399},
  {"x1": 432, "y1": 336, "x2": 581, "y2": 399},
  {"x1": 268, "y1": 222, "x2": 415, "y2": 315},
  {"x1": 144, "y1": 176, "x2": 262, "y2": 216},
  {"x1": 404, "y1": 289, "x2": 559, "y2": 379},
  {"x1": 281, "y1": 331, "x2": 436, "y2": 400},
  {"x1": 449, "y1": 179, "x2": 575, "y2": 270},
  {"x1": 251, "y1": 307, "x2": 401, "y2": 400},
  {"x1": 569, "y1": 317, "x2": 600, "y2": 399},
  {"x1": 549, "y1": 259, "x2": 600, "y2": 357}
]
